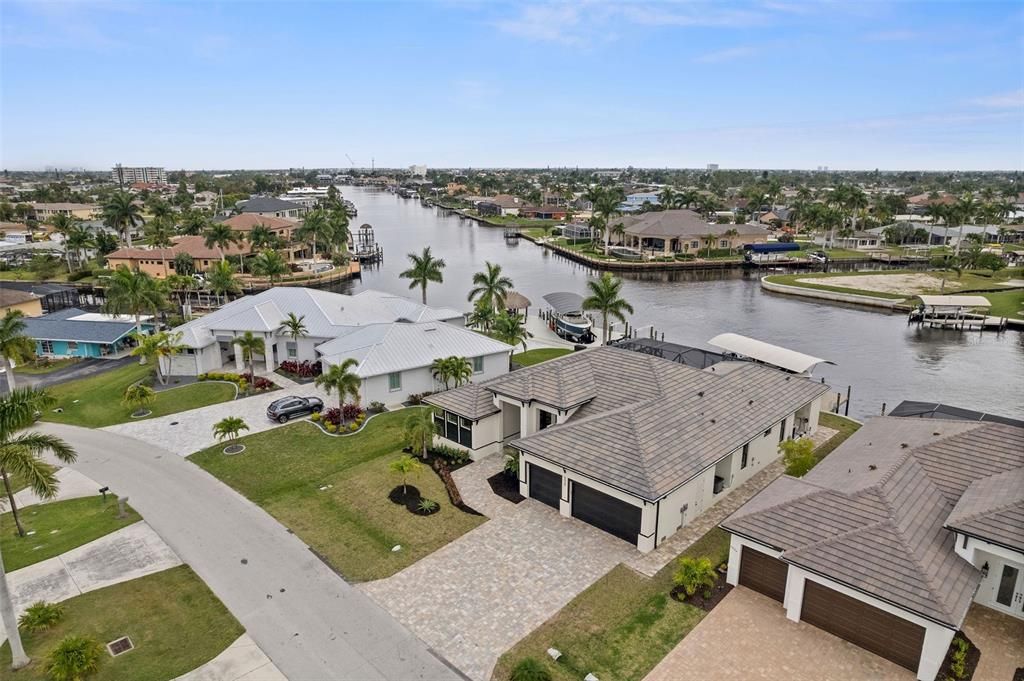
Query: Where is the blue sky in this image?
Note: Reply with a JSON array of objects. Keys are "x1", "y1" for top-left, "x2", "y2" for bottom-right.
[{"x1": 2, "y1": 1, "x2": 1022, "y2": 171}]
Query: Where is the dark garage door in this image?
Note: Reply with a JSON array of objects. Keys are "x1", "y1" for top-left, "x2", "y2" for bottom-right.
[
  {"x1": 570, "y1": 481, "x2": 641, "y2": 545},
  {"x1": 738, "y1": 546, "x2": 788, "y2": 602},
  {"x1": 801, "y1": 580, "x2": 925, "y2": 672},
  {"x1": 528, "y1": 463, "x2": 561, "y2": 509}
]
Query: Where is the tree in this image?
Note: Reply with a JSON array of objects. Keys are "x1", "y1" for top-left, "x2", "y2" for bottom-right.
[
  {"x1": 723, "y1": 228, "x2": 739, "y2": 255},
  {"x1": 467, "y1": 299, "x2": 496, "y2": 331},
  {"x1": 178, "y1": 209, "x2": 208, "y2": 236},
  {"x1": 64, "y1": 225, "x2": 94, "y2": 271},
  {"x1": 144, "y1": 216, "x2": 175, "y2": 273},
  {"x1": 704, "y1": 231, "x2": 717, "y2": 258},
  {"x1": 952, "y1": 193, "x2": 978, "y2": 257},
  {"x1": 250, "y1": 249, "x2": 289, "y2": 283},
  {"x1": 295, "y1": 209, "x2": 332, "y2": 263},
  {"x1": 468, "y1": 261, "x2": 514, "y2": 312},
  {"x1": 130, "y1": 331, "x2": 184, "y2": 385},
  {"x1": 430, "y1": 356, "x2": 471, "y2": 390},
  {"x1": 327, "y1": 207, "x2": 351, "y2": 255},
  {"x1": 658, "y1": 186, "x2": 678, "y2": 210},
  {"x1": 399, "y1": 246, "x2": 446, "y2": 305},
  {"x1": 389, "y1": 454, "x2": 422, "y2": 494},
  {"x1": 247, "y1": 224, "x2": 279, "y2": 251},
  {"x1": 122, "y1": 383, "x2": 155, "y2": 414},
  {"x1": 404, "y1": 408, "x2": 436, "y2": 459},
  {"x1": 315, "y1": 358, "x2": 361, "y2": 409},
  {"x1": 780, "y1": 437, "x2": 816, "y2": 477},
  {"x1": 235, "y1": 331, "x2": 265, "y2": 378},
  {"x1": 280, "y1": 312, "x2": 308, "y2": 344},
  {"x1": 491, "y1": 312, "x2": 532, "y2": 365},
  {"x1": 582, "y1": 273, "x2": 634, "y2": 344},
  {"x1": 93, "y1": 231, "x2": 119, "y2": 256},
  {"x1": 213, "y1": 416, "x2": 249, "y2": 443},
  {"x1": 203, "y1": 222, "x2": 243, "y2": 264},
  {"x1": 48, "y1": 213, "x2": 80, "y2": 272},
  {"x1": 0, "y1": 310, "x2": 35, "y2": 393},
  {"x1": 206, "y1": 260, "x2": 240, "y2": 304},
  {"x1": 102, "y1": 267, "x2": 165, "y2": 339},
  {"x1": 102, "y1": 191, "x2": 143, "y2": 247},
  {"x1": 594, "y1": 187, "x2": 625, "y2": 255},
  {"x1": 174, "y1": 251, "x2": 196, "y2": 276},
  {"x1": 46, "y1": 634, "x2": 104, "y2": 681},
  {"x1": 672, "y1": 556, "x2": 717, "y2": 597}
]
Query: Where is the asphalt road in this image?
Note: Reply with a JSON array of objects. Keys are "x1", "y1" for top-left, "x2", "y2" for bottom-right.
[{"x1": 37, "y1": 423, "x2": 465, "y2": 681}]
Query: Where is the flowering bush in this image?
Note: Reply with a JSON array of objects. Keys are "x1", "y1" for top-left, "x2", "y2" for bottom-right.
[
  {"x1": 341, "y1": 403, "x2": 365, "y2": 422},
  {"x1": 320, "y1": 408, "x2": 342, "y2": 427},
  {"x1": 278, "y1": 360, "x2": 322, "y2": 378},
  {"x1": 240, "y1": 373, "x2": 275, "y2": 391},
  {"x1": 349, "y1": 423, "x2": 358, "y2": 432}
]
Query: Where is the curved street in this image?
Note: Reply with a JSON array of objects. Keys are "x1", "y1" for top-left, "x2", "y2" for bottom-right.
[{"x1": 35, "y1": 422, "x2": 464, "y2": 681}]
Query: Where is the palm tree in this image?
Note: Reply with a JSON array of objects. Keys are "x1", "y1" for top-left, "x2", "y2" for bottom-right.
[
  {"x1": 247, "y1": 224, "x2": 279, "y2": 251},
  {"x1": 703, "y1": 231, "x2": 717, "y2": 258},
  {"x1": 583, "y1": 273, "x2": 634, "y2": 344},
  {"x1": 102, "y1": 191, "x2": 143, "y2": 247},
  {"x1": 430, "y1": 356, "x2": 471, "y2": 390},
  {"x1": 102, "y1": 267, "x2": 165, "y2": 340},
  {"x1": 0, "y1": 387, "x2": 76, "y2": 669},
  {"x1": 122, "y1": 382, "x2": 155, "y2": 414},
  {"x1": 399, "y1": 246, "x2": 446, "y2": 305},
  {"x1": 315, "y1": 358, "x2": 361, "y2": 409},
  {"x1": 594, "y1": 188, "x2": 625, "y2": 255},
  {"x1": 467, "y1": 299, "x2": 496, "y2": 331},
  {"x1": 178, "y1": 209, "x2": 208, "y2": 236},
  {"x1": 491, "y1": 311, "x2": 532, "y2": 364},
  {"x1": 144, "y1": 216, "x2": 175, "y2": 274},
  {"x1": 723, "y1": 228, "x2": 739, "y2": 255},
  {"x1": 235, "y1": 331, "x2": 265, "y2": 378},
  {"x1": 48, "y1": 213, "x2": 79, "y2": 272},
  {"x1": 658, "y1": 186, "x2": 677, "y2": 211},
  {"x1": 952, "y1": 193, "x2": 978, "y2": 257},
  {"x1": 327, "y1": 207, "x2": 351, "y2": 255},
  {"x1": 404, "y1": 408, "x2": 436, "y2": 459},
  {"x1": 203, "y1": 222, "x2": 243, "y2": 264},
  {"x1": 64, "y1": 224, "x2": 94, "y2": 271},
  {"x1": 250, "y1": 249, "x2": 289, "y2": 284},
  {"x1": 0, "y1": 311, "x2": 34, "y2": 393},
  {"x1": 130, "y1": 331, "x2": 184, "y2": 385},
  {"x1": 206, "y1": 260, "x2": 240, "y2": 304},
  {"x1": 280, "y1": 312, "x2": 308, "y2": 345},
  {"x1": 213, "y1": 416, "x2": 249, "y2": 443},
  {"x1": 389, "y1": 454, "x2": 422, "y2": 494},
  {"x1": 295, "y1": 209, "x2": 332, "y2": 263},
  {"x1": 468, "y1": 261, "x2": 514, "y2": 312}
]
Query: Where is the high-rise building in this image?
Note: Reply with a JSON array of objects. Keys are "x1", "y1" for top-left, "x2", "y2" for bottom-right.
[
  {"x1": 707, "y1": 163, "x2": 719, "y2": 171},
  {"x1": 409, "y1": 164, "x2": 427, "y2": 177},
  {"x1": 111, "y1": 166, "x2": 168, "y2": 186}
]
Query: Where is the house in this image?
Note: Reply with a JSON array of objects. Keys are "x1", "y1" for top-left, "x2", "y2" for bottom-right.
[
  {"x1": 616, "y1": 209, "x2": 769, "y2": 256},
  {"x1": 518, "y1": 206, "x2": 568, "y2": 220},
  {"x1": 105, "y1": 235, "x2": 252, "y2": 278},
  {"x1": 720, "y1": 416, "x2": 1024, "y2": 681},
  {"x1": 560, "y1": 223, "x2": 593, "y2": 240},
  {"x1": 21, "y1": 308, "x2": 155, "y2": 359},
  {"x1": 759, "y1": 208, "x2": 791, "y2": 227},
  {"x1": 814, "y1": 230, "x2": 881, "y2": 250},
  {"x1": 0, "y1": 283, "x2": 79, "y2": 313},
  {"x1": 620, "y1": 192, "x2": 660, "y2": 212},
  {"x1": 28, "y1": 203, "x2": 98, "y2": 221},
  {"x1": 477, "y1": 194, "x2": 522, "y2": 217},
  {"x1": 167, "y1": 287, "x2": 466, "y2": 377},
  {"x1": 426, "y1": 346, "x2": 829, "y2": 551},
  {"x1": 238, "y1": 196, "x2": 308, "y2": 219},
  {"x1": 317, "y1": 321, "x2": 512, "y2": 406},
  {"x1": 0, "y1": 288, "x2": 43, "y2": 317},
  {"x1": 217, "y1": 214, "x2": 307, "y2": 261}
]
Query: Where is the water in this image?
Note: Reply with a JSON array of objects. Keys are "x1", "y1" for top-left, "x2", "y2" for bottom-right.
[{"x1": 333, "y1": 186, "x2": 1024, "y2": 420}]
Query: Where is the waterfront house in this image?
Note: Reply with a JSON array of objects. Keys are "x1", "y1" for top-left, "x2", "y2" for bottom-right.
[
  {"x1": 518, "y1": 205, "x2": 568, "y2": 220},
  {"x1": 0, "y1": 288, "x2": 43, "y2": 317},
  {"x1": 721, "y1": 416, "x2": 1023, "y2": 681},
  {"x1": 105, "y1": 235, "x2": 252, "y2": 278},
  {"x1": 615, "y1": 209, "x2": 769, "y2": 256},
  {"x1": 238, "y1": 196, "x2": 308, "y2": 219},
  {"x1": 814, "y1": 230, "x2": 881, "y2": 250},
  {"x1": 22, "y1": 308, "x2": 155, "y2": 359},
  {"x1": 477, "y1": 194, "x2": 522, "y2": 217},
  {"x1": 218, "y1": 213, "x2": 308, "y2": 262},
  {"x1": 426, "y1": 345, "x2": 828, "y2": 552}
]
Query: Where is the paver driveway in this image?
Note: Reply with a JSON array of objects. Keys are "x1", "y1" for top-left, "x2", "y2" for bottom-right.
[
  {"x1": 360, "y1": 455, "x2": 636, "y2": 681},
  {"x1": 643, "y1": 587, "x2": 911, "y2": 681}
]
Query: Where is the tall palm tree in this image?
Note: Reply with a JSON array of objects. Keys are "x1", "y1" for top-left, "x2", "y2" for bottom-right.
[
  {"x1": 327, "y1": 207, "x2": 351, "y2": 255},
  {"x1": 145, "y1": 216, "x2": 176, "y2": 274},
  {"x1": 468, "y1": 261, "x2": 514, "y2": 312},
  {"x1": 315, "y1": 358, "x2": 361, "y2": 409},
  {"x1": 206, "y1": 260, "x2": 240, "y2": 304},
  {"x1": 280, "y1": 312, "x2": 308, "y2": 344},
  {"x1": 102, "y1": 267, "x2": 165, "y2": 339},
  {"x1": 403, "y1": 408, "x2": 436, "y2": 459},
  {"x1": 64, "y1": 224, "x2": 94, "y2": 271},
  {"x1": 491, "y1": 312, "x2": 531, "y2": 366},
  {"x1": 467, "y1": 299, "x2": 496, "y2": 331},
  {"x1": 399, "y1": 246, "x2": 446, "y2": 305},
  {"x1": 295, "y1": 209, "x2": 332, "y2": 263},
  {"x1": 594, "y1": 188, "x2": 625, "y2": 255},
  {"x1": 203, "y1": 222, "x2": 243, "y2": 263},
  {"x1": 430, "y1": 356, "x2": 472, "y2": 390},
  {"x1": 0, "y1": 311, "x2": 34, "y2": 393},
  {"x1": 952, "y1": 193, "x2": 978, "y2": 257},
  {"x1": 130, "y1": 331, "x2": 184, "y2": 385},
  {"x1": 250, "y1": 249, "x2": 289, "y2": 284},
  {"x1": 48, "y1": 213, "x2": 79, "y2": 272},
  {"x1": 658, "y1": 186, "x2": 677, "y2": 211},
  {"x1": 102, "y1": 191, "x2": 143, "y2": 247},
  {"x1": 704, "y1": 231, "x2": 717, "y2": 258},
  {"x1": 0, "y1": 387, "x2": 77, "y2": 669},
  {"x1": 723, "y1": 228, "x2": 739, "y2": 255},
  {"x1": 235, "y1": 331, "x2": 265, "y2": 377},
  {"x1": 178, "y1": 209, "x2": 208, "y2": 236},
  {"x1": 582, "y1": 272, "x2": 634, "y2": 344}
]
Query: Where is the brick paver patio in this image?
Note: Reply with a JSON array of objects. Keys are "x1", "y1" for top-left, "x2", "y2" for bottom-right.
[{"x1": 962, "y1": 604, "x2": 1024, "y2": 681}]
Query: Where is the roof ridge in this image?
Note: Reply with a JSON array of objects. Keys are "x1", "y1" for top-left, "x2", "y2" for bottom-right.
[
  {"x1": 951, "y1": 494, "x2": 1024, "y2": 527},
  {"x1": 885, "y1": 519, "x2": 960, "y2": 623},
  {"x1": 723, "y1": 480, "x2": 839, "y2": 528}
]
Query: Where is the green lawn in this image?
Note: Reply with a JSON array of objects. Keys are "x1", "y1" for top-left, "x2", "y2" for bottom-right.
[
  {"x1": 512, "y1": 348, "x2": 574, "y2": 366},
  {"x1": 39, "y1": 363, "x2": 236, "y2": 428},
  {"x1": 13, "y1": 358, "x2": 81, "y2": 376},
  {"x1": 1, "y1": 496, "x2": 141, "y2": 572},
  {"x1": 815, "y1": 412, "x2": 862, "y2": 462},
  {"x1": 189, "y1": 410, "x2": 486, "y2": 582},
  {"x1": 971, "y1": 289, "x2": 1024, "y2": 320},
  {"x1": 493, "y1": 528, "x2": 731, "y2": 681},
  {"x1": 764, "y1": 268, "x2": 1023, "y2": 301},
  {"x1": 0, "y1": 566, "x2": 244, "y2": 681}
]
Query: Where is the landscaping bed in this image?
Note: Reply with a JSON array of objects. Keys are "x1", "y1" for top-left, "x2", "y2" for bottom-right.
[
  {"x1": 311, "y1": 404, "x2": 367, "y2": 434},
  {"x1": 487, "y1": 471, "x2": 524, "y2": 504},
  {"x1": 936, "y1": 632, "x2": 980, "y2": 681},
  {"x1": 274, "y1": 360, "x2": 322, "y2": 384},
  {"x1": 669, "y1": 570, "x2": 732, "y2": 612},
  {"x1": 13, "y1": 357, "x2": 81, "y2": 376}
]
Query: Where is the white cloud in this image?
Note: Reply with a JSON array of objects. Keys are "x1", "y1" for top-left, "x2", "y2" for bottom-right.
[
  {"x1": 969, "y1": 89, "x2": 1024, "y2": 109},
  {"x1": 493, "y1": 4, "x2": 586, "y2": 45},
  {"x1": 693, "y1": 46, "x2": 758, "y2": 63}
]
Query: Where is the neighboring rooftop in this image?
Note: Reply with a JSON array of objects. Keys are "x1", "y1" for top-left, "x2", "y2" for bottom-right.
[
  {"x1": 217, "y1": 213, "x2": 299, "y2": 232},
  {"x1": 618, "y1": 209, "x2": 769, "y2": 238},
  {"x1": 708, "y1": 332, "x2": 834, "y2": 376},
  {"x1": 888, "y1": 400, "x2": 1024, "y2": 429},
  {"x1": 0, "y1": 288, "x2": 38, "y2": 308},
  {"x1": 106, "y1": 235, "x2": 249, "y2": 261},
  {"x1": 21, "y1": 307, "x2": 144, "y2": 343},
  {"x1": 238, "y1": 196, "x2": 305, "y2": 213}
]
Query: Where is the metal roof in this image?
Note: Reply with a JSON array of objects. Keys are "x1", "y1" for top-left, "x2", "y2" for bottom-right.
[
  {"x1": 239, "y1": 196, "x2": 305, "y2": 213},
  {"x1": 917, "y1": 295, "x2": 991, "y2": 308},
  {"x1": 708, "y1": 333, "x2": 834, "y2": 376},
  {"x1": 21, "y1": 307, "x2": 139, "y2": 343},
  {"x1": 542, "y1": 291, "x2": 585, "y2": 315},
  {"x1": 888, "y1": 400, "x2": 1024, "y2": 428}
]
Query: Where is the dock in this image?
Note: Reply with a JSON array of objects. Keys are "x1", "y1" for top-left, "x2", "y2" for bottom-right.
[{"x1": 909, "y1": 295, "x2": 1010, "y2": 332}]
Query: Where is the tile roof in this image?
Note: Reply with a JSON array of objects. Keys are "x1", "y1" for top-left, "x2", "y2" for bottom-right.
[
  {"x1": 106, "y1": 235, "x2": 250, "y2": 261},
  {"x1": 722, "y1": 417, "x2": 1024, "y2": 627},
  {"x1": 425, "y1": 383, "x2": 500, "y2": 420},
  {"x1": 239, "y1": 197, "x2": 305, "y2": 213},
  {"x1": 0, "y1": 288, "x2": 38, "y2": 307},
  {"x1": 217, "y1": 214, "x2": 299, "y2": 232},
  {"x1": 619, "y1": 209, "x2": 770, "y2": 239},
  {"x1": 945, "y1": 467, "x2": 1024, "y2": 552}
]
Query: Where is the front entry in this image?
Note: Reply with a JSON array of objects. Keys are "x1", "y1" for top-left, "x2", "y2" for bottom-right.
[
  {"x1": 987, "y1": 558, "x2": 1024, "y2": 618},
  {"x1": 528, "y1": 463, "x2": 561, "y2": 509}
]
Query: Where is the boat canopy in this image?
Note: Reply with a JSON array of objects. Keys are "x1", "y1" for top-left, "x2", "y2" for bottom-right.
[
  {"x1": 708, "y1": 332, "x2": 835, "y2": 376},
  {"x1": 743, "y1": 242, "x2": 800, "y2": 253},
  {"x1": 543, "y1": 292, "x2": 585, "y2": 315},
  {"x1": 917, "y1": 295, "x2": 991, "y2": 309}
]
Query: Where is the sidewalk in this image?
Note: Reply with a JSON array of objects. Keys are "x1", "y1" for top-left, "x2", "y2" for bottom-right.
[{"x1": 175, "y1": 634, "x2": 286, "y2": 681}]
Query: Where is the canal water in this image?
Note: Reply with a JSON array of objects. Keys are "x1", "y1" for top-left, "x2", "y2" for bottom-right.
[{"x1": 333, "y1": 186, "x2": 1023, "y2": 420}]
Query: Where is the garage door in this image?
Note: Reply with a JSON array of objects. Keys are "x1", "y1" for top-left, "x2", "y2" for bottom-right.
[
  {"x1": 801, "y1": 580, "x2": 925, "y2": 672},
  {"x1": 570, "y1": 481, "x2": 642, "y2": 545},
  {"x1": 738, "y1": 546, "x2": 788, "y2": 602},
  {"x1": 528, "y1": 463, "x2": 561, "y2": 509}
]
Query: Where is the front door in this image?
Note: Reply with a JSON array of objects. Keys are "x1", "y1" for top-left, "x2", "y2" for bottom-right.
[{"x1": 991, "y1": 560, "x2": 1024, "y2": 617}]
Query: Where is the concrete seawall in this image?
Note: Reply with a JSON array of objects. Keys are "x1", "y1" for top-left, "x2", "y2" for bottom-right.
[{"x1": 760, "y1": 277, "x2": 907, "y2": 309}]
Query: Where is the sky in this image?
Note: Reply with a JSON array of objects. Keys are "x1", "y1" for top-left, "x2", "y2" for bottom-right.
[{"x1": 1, "y1": 0, "x2": 1022, "y2": 171}]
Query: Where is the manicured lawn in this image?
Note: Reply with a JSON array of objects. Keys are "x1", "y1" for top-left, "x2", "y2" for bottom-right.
[
  {"x1": 39, "y1": 363, "x2": 236, "y2": 428},
  {"x1": 970, "y1": 289, "x2": 1024, "y2": 320},
  {"x1": 512, "y1": 348, "x2": 573, "y2": 366},
  {"x1": 765, "y1": 268, "x2": 1023, "y2": 301},
  {"x1": 189, "y1": 410, "x2": 486, "y2": 582},
  {"x1": 0, "y1": 565, "x2": 244, "y2": 681},
  {"x1": 815, "y1": 412, "x2": 862, "y2": 462},
  {"x1": 492, "y1": 528, "x2": 731, "y2": 681},
  {"x1": 1, "y1": 496, "x2": 141, "y2": 572},
  {"x1": 13, "y1": 358, "x2": 81, "y2": 376}
]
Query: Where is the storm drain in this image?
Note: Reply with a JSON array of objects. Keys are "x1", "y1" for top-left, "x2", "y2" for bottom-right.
[{"x1": 106, "y1": 637, "x2": 134, "y2": 657}]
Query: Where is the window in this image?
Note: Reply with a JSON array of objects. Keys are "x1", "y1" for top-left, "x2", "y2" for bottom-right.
[
  {"x1": 764, "y1": 426, "x2": 772, "y2": 437},
  {"x1": 388, "y1": 372, "x2": 402, "y2": 392},
  {"x1": 287, "y1": 342, "x2": 297, "y2": 358},
  {"x1": 691, "y1": 240, "x2": 700, "y2": 249},
  {"x1": 719, "y1": 239, "x2": 729, "y2": 248},
  {"x1": 539, "y1": 410, "x2": 554, "y2": 430},
  {"x1": 41, "y1": 340, "x2": 53, "y2": 354},
  {"x1": 67, "y1": 341, "x2": 78, "y2": 352},
  {"x1": 741, "y1": 443, "x2": 749, "y2": 469},
  {"x1": 437, "y1": 410, "x2": 472, "y2": 447},
  {"x1": 779, "y1": 419, "x2": 787, "y2": 443},
  {"x1": 472, "y1": 356, "x2": 484, "y2": 373}
]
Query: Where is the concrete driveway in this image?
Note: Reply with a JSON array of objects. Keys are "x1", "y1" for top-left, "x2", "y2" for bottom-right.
[
  {"x1": 643, "y1": 587, "x2": 911, "y2": 681},
  {"x1": 37, "y1": 422, "x2": 463, "y2": 681},
  {"x1": 3, "y1": 357, "x2": 135, "y2": 395}
]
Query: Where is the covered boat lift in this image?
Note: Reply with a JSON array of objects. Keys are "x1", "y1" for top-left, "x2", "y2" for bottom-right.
[
  {"x1": 911, "y1": 295, "x2": 1006, "y2": 331},
  {"x1": 708, "y1": 332, "x2": 835, "y2": 377}
]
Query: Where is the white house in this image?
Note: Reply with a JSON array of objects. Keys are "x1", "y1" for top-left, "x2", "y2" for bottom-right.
[
  {"x1": 721, "y1": 417, "x2": 1024, "y2": 681},
  {"x1": 426, "y1": 345, "x2": 828, "y2": 552}
]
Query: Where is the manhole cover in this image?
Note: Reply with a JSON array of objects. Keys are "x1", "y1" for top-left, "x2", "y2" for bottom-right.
[{"x1": 106, "y1": 636, "x2": 133, "y2": 656}]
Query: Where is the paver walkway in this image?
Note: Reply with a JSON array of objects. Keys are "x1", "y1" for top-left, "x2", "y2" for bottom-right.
[
  {"x1": 628, "y1": 425, "x2": 838, "y2": 576},
  {"x1": 643, "y1": 587, "x2": 910, "y2": 681},
  {"x1": 962, "y1": 604, "x2": 1024, "y2": 681},
  {"x1": 175, "y1": 633, "x2": 287, "y2": 681}
]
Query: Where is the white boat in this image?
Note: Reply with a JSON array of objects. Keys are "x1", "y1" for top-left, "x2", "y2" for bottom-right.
[
  {"x1": 285, "y1": 186, "x2": 330, "y2": 198},
  {"x1": 543, "y1": 292, "x2": 595, "y2": 343}
]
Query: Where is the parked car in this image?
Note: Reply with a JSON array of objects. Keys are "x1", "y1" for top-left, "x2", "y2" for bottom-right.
[
  {"x1": 266, "y1": 395, "x2": 324, "y2": 423},
  {"x1": 807, "y1": 251, "x2": 828, "y2": 264}
]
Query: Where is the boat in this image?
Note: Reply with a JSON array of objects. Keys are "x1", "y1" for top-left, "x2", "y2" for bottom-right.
[
  {"x1": 542, "y1": 292, "x2": 595, "y2": 343},
  {"x1": 285, "y1": 186, "x2": 329, "y2": 198},
  {"x1": 343, "y1": 199, "x2": 357, "y2": 216}
]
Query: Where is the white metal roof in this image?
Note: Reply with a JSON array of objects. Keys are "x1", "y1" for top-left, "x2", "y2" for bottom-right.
[
  {"x1": 708, "y1": 332, "x2": 834, "y2": 376},
  {"x1": 917, "y1": 295, "x2": 991, "y2": 308},
  {"x1": 316, "y1": 322, "x2": 512, "y2": 377}
]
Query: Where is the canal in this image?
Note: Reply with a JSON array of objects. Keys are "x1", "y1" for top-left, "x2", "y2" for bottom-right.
[{"x1": 333, "y1": 186, "x2": 1023, "y2": 420}]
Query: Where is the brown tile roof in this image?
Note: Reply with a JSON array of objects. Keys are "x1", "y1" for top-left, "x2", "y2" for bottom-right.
[
  {"x1": 425, "y1": 383, "x2": 500, "y2": 420},
  {"x1": 723, "y1": 417, "x2": 1024, "y2": 627},
  {"x1": 0, "y1": 288, "x2": 38, "y2": 307},
  {"x1": 107, "y1": 235, "x2": 251, "y2": 261},
  {"x1": 218, "y1": 214, "x2": 299, "y2": 232},
  {"x1": 945, "y1": 467, "x2": 1024, "y2": 552}
]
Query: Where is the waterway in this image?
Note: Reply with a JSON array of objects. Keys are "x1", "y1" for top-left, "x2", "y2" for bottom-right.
[{"x1": 333, "y1": 186, "x2": 1023, "y2": 420}]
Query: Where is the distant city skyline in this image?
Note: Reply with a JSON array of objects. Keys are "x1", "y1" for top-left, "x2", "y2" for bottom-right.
[{"x1": 2, "y1": 1, "x2": 1022, "y2": 171}]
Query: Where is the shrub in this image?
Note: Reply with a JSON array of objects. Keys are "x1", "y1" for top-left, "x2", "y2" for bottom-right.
[
  {"x1": 46, "y1": 635, "x2": 104, "y2": 681},
  {"x1": 278, "y1": 360, "x2": 322, "y2": 378},
  {"x1": 18, "y1": 601, "x2": 64, "y2": 632},
  {"x1": 949, "y1": 637, "x2": 969, "y2": 679},
  {"x1": 406, "y1": 392, "x2": 434, "y2": 405},
  {"x1": 349, "y1": 423, "x2": 358, "y2": 432},
  {"x1": 780, "y1": 438, "x2": 817, "y2": 477},
  {"x1": 368, "y1": 401, "x2": 386, "y2": 412},
  {"x1": 320, "y1": 407, "x2": 342, "y2": 427},
  {"x1": 310, "y1": 412, "x2": 320, "y2": 422},
  {"x1": 503, "y1": 450, "x2": 520, "y2": 478},
  {"x1": 432, "y1": 444, "x2": 470, "y2": 466},
  {"x1": 510, "y1": 657, "x2": 551, "y2": 681},
  {"x1": 417, "y1": 497, "x2": 439, "y2": 513},
  {"x1": 673, "y1": 556, "x2": 717, "y2": 597},
  {"x1": 67, "y1": 269, "x2": 92, "y2": 282},
  {"x1": 341, "y1": 403, "x2": 365, "y2": 422},
  {"x1": 326, "y1": 423, "x2": 337, "y2": 433}
]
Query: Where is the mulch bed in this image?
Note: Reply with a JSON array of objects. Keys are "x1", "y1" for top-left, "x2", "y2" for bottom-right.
[
  {"x1": 486, "y1": 472, "x2": 525, "y2": 504},
  {"x1": 936, "y1": 631, "x2": 981, "y2": 681},
  {"x1": 669, "y1": 571, "x2": 733, "y2": 612},
  {"x1": 388, "y1": 485, "x2": 422, "y2": 513}
]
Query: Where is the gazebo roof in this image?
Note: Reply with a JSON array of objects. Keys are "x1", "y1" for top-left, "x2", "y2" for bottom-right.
[{"x1": 505, "y1": 291, "x2": 531, "y2": 310}]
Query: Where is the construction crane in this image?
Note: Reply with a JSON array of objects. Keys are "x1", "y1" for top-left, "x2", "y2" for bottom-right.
[{"x1": 345, "y1": 153, "x2": 356, "y2": 169}]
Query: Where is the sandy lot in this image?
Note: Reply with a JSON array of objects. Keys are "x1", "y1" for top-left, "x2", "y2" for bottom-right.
[{"x1": 797, "y1": 272, "x2": 960, "y2": 294}]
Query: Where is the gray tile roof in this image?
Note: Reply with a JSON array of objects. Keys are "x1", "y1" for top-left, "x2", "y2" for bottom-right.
[
  {"x1": 239, "y1": 196, "x2": 305, "y2": 213},
  {"x1": 22, "y1": 307, "x2": 137, "y2": 344},
  {"x1": 722, "y1": 417, "x2": 1024, "y2": 627},
  {"x1": 945, "y1": 467, "x2": 1024, "y2": 552},
  {"x1": 425, "y1": 383, "x2": 500, "y2": 420}
]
